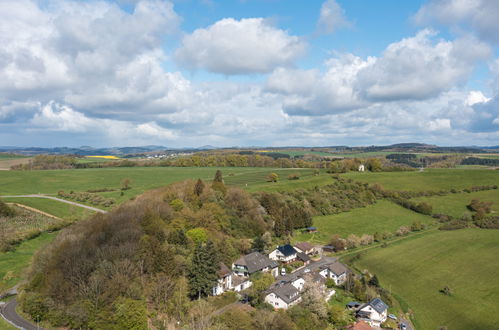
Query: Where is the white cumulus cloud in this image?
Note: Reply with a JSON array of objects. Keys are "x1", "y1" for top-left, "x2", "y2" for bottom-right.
[
  {"x1": 175, "y1": 18, "x2": 306, "y2": 74},
  {"x1": 317, "y1": 0, "x2": 351, "y2": 34}
]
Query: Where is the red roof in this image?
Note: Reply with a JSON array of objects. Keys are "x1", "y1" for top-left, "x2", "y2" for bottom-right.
[{"x1": 347, "y1": 321, "x2": 372, "y2": 330}]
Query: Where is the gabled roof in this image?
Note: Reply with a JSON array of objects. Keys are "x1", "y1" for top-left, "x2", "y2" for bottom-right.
[
  {"x1": 368, "y1": 298, "x2": 388, "y2": 314},
  {"x1": 294, "y1": 242, "x2": 314, "y2": 252},
  {"x1": 217, "y1": 263, "x2": 231, "y2": 278},
  {"x1": 347, "y1": 321, "x2": 372, "y2": 330},
  {"x1": 359, "y1": 298, "x2": 388, "y2": 314},
  {"x1": 328, "y1": 261, "x2": 348, "y2": 276},
  {"x1": 234, "y1": 252, "x2": 278, "y2": 274},
  {"x1": 277, "y1": 244, "x2": 297, "y2": 257},
  {"x1": 270, "y1": 283, "x2": 300, "y2": 304}
]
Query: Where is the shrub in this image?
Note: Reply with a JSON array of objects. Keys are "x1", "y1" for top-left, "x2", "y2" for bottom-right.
[{"x1": 0, "y1": 199, "x2": 14, "y2": 217}]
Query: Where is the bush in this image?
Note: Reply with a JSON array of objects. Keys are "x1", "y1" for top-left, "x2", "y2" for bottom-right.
[
  {"x1": 0, "y1": 199, "x2": 14, "y2": 217},
  {"x1": 287, "y1": 174, "x2": 300, "y2": 180}
]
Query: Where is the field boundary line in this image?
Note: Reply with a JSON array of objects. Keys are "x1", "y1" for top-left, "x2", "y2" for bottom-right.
[{"x1": 6, "y1": 203, "x2": 63, "y2": 221}]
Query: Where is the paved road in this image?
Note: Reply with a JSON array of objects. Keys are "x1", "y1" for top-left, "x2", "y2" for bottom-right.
[
  {"x1": 0, "y1": 195, "x2": 107, "y2": 214},
  {"x1": 0, "y1": 298, "x2": 43, "y2": 330}
]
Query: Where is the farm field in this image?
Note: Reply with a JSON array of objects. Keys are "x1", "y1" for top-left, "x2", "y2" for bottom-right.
[
  {"x1": 0, "y1": 158, "x2": 32, "y2": 171},
  {"x1": 0, "y1": 166, "x2": 283, "y2": 195},
  {"x1": 350, "y1": 229, "x2": 499, "y2": 330},
  {"x1": 412, "y1": 189, "x2": 499, "y2": 218},
  {"x1": 0, "y1": 232, "x2": 55, "y2": 292},
  {"x1": 293, "y1": 200, "x2": 435, "y2": 244},
  {"x1": 1, "y1": 197, "x2": 93, "y2": 219},
  {"x1": 272, "y1": 150, "x2": 334, "y2": 157},
  {"x1": 342, "y1": 168, "x2": 499, "y2": 192},
  {"x1": 0, "y1": 167, "x2": 320, "y2": 208}
]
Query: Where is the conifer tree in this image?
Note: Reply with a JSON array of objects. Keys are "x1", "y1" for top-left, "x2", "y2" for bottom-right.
[
  {"x1": 194, "y1": 178, "x2": 205, "y2": 196},
  {"x1": 211, "y1": 170, "x2": 226, "y2": 195},
  {"x1": 188, "y1": 241, "x2": 219, "y2": 299}
]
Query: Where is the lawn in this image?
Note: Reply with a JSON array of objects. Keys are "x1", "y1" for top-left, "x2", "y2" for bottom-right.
[
  {"x1": 342, "y1": 169, "x2": 499, "y2": 192},
  {"x1": 0, "y1": 232, "x2": 55, "y2": 292},
  {"x1": 293, "y1": 200, "x2": 434, "y2": 244},
  {"x1": 0, "y1": 317, "x2": 17, "y2": 330},
  {"x1": 1, "y1": 197, "x2": 93, "y2": 219},
  {"x1": 412, "y1": 189, "x2": 499, "y2": 218},
  {"x1": 350, "y1": 229, "x2": 499, "y2": 330}
]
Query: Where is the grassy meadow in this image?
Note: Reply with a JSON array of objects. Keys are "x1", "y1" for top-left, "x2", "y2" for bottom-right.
[
  {"x1": 342, "y1": 168, "x2": 499, "y2": 192},
  {"x1": 293, "y1": 200, "x2": 435, "y2": 244},
  {"x1": 0, "y1": 232, "x2": 55, "y2": 291},
  {"x1": 350, "y1": 229, "x2": 499, "y2": 330},
  {"x1": 412, "y1": 189, "x2": 499, "y2": 218},
  {"x1": 2, "y1": 197, "x2": 93, "y2": 219}
]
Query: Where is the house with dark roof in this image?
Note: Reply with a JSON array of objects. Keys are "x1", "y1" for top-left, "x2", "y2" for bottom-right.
[
  {"x1": 212, "y1": 263, "x2": 233, "y2": 296},
  {"x1": 294, "y1": 242, "x2": 316, "y2": 255},
  {"x1": 232, "y1": 251, "x2": 279, "y2": 277},
  {"x1": 319, "y1": 261, "x2": 349, "y2": 285},
  {"x1": 264, "y1": 282, "x2": 301, "y2": 309},
  {"x1": 269, "y1": 244, "x2": 298, "y2": 263},
  {"x1": 356, "y1": 298, "x2": 388, "y2": 327}
]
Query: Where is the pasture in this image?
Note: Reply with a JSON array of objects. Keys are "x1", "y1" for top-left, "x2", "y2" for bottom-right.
[
  {"x1": 342, "y1": 169, "x2": 499, "y2": 192},
  {"x1": 350, "y1": 229, "x2": 499, "y2": 330},
  {"x1": 2, "y1": 197, "x2": 92, "y2": 219},
  {"x1": 293, "y1": 200, "x2": 435, "y2": 244},
  {"x1": 0, "y1": 232, "x2": 55, "y2": 291},
  {"x1": 412, "y1": 189, "x2": 499, "y2": 218}
]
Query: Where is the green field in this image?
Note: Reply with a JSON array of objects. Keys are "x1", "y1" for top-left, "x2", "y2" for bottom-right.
[
  {"x1": 350, "y1": 229, "x2": 499, "y2": 330},
  {"x1": 293, "y1": 200, "x2": 435, "y2": 244},
  {"x1": 412, "y1": 189, "x2": 499, "y2": 218},
  {"x1": 0, "y1": 153, "x2": 26, "y2": 161},
  {"x1": 0, "y1": 232, "x2": 55, "y2": 291},
  {"x1": 273, "y1": 150, "x2": 334, "y2": 157},
  {"x1": 0, "y1": 316, "x2": 17, "y2": 330},
  {"x1": 343, "y1": 169, "x2": 499, "y2": 192},
  {"x1": 2, "y1": 197, "x2": 93, "y2": 219}
]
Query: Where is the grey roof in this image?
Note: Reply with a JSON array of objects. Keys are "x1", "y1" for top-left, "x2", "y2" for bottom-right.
[
  {"x1": 217, "y1": 263, "x2": 231, "y2": 278},
  {"x1": 294, "y1": 242, "x2": 314, "y2": 252},
  {"x1": 277, "y1": 244, "x2": 297, "y2": 257},
  {"x1": 328, "y1": 261, "x2": 348, "y2": 276},
  {"x1": 271, "y1": 283, "x2": 300, "y2": 304},
  {"x1": 234, "y1": 252, "x2": 278, "y2": 274},
  {"x1": 297, "y1": 252, "x2": 310, "y2": 262},
  {"x1": 368, "y1": 298, "x2": 388, "y2": 314}
]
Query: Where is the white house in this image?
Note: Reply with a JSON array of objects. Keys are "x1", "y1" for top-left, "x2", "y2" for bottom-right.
[
  {"x1": 264, "y1": 283, "x2": 301, "y2": 309},
  {"x1": 356, "y1": 298, "x2": 388, "y2": 327},
  {"x1": 358, "y1": 164, "x2": 365, "y2": 172},
  {"x1": 269, "y1": 244, "x2": 298, "y2": 263},
  {"x1": 212, "y1": 263, "x2": 233, "y2": 296},
  {"x1": 233, "y1": 251, "x2": 279, "y2": 277},
  {"x1": 232, "y1": 276, "x2": 252, "y2": 292},
  {"x1": 319, "y1": 261, "x2": 349, "y2": 285}
]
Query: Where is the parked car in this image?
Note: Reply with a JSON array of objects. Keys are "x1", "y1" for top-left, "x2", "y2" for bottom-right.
[
  {"x1": 388, "y1": 314, "x2": 398, "y2": 320},
  {"x1": 399, "y1": 323, "x2": 407, "y2": 330},
  {"x1": 280, "y1": 268, "x2": 286, "y2": 276},
  {"x1": 239, "y1": 294, "x2": 249, "y2": 304}
]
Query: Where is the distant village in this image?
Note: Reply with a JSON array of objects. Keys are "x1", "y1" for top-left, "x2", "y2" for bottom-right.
[{"x1": 213, "y1": 242, "x2": 392, "y2": 329}]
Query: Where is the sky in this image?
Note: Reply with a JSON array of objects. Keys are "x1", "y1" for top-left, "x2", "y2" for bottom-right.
[{"x1": 1, "y1": 0, "x2": 499, "y2": 148}]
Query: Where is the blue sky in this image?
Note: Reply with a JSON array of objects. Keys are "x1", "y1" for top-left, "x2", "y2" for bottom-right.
[{"x1": 0, "y1": 0, "x2": 498, "y2": 147}]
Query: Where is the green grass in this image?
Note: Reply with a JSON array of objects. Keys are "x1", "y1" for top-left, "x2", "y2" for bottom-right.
[
  {"x1": 412, "y1": 189, "x2": 499, "y2": 218},
  {"x1": 342, "y1": 168, "x2": 499, "y2": 192},
  {"x1": 2, "y1": 197, "x2": 93, "y2": 219},
  {"x1": 293, "y1": 200, "x2": 434, "y2": 244},
  {"x1": 0, "y1": 167, "x2": 295, "y2": 202},
  {"x1": 233, "y1": 171, "x2": 333, "y2": 193},
  {"x1": 333, "y1": 151, "x2": 393, "y2": 158},
  {"x1": 350, "y1": 229, "x2": 499, "y2": 330},
  {"x1": 273, "y1": 150, "x2": 334, "y2": 157},
  {"x1": 0, "y1": 232, "x2": 55, "y2": 291},
  {"x1": 0, "y1": 317, "x2": 18, "y2": 330}
]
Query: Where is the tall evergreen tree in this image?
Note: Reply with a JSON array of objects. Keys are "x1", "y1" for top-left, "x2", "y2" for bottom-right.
[
  {"x1": 211, "y1": 170, "x2": 226, "y2": 195},
  {"x1": 188, "y1": 241, "x2": 219, "y2": 299},
  {"x1": 194, "y1": 178, "x2": 205, "y2": 196}
]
